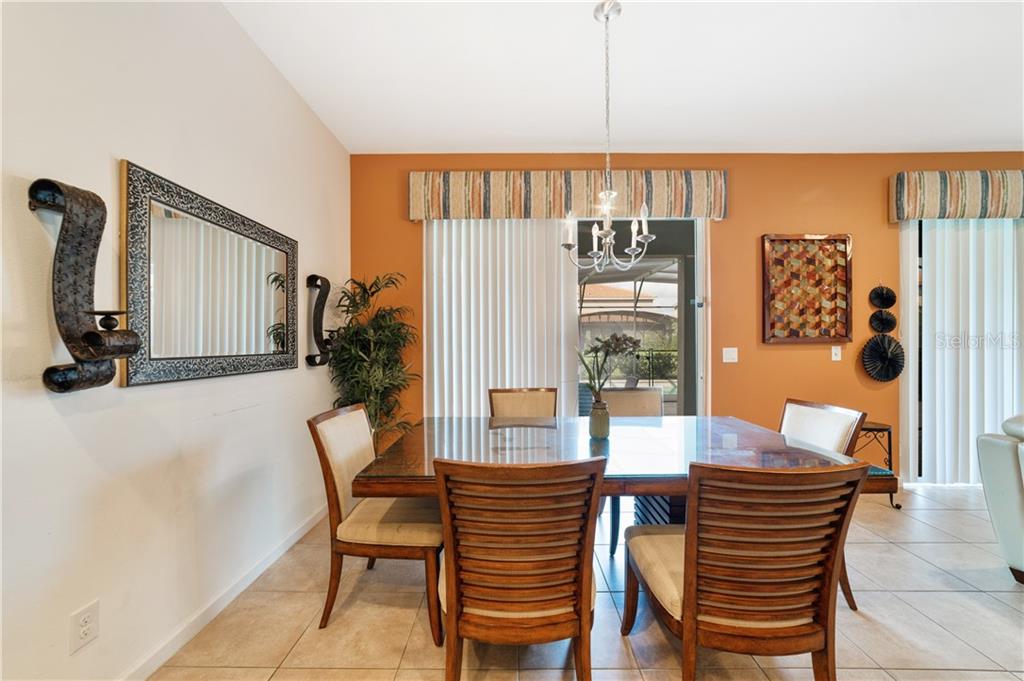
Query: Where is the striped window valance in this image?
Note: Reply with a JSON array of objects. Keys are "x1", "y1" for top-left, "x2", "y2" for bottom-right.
[
  {"x1": 889, "y1": 170, "x2": 1024, "y2": 222},
  {"x1": 409, "y1": 169, "x2": 727, "y2": 221}
]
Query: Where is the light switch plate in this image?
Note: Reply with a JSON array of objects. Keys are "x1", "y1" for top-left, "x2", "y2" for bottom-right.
[
  {"x1": 722, "y1": 347, "x2": 739, "y2": 363},
  {"x1": 831, "y1": 345, "x2": 842, "y2": 361}
]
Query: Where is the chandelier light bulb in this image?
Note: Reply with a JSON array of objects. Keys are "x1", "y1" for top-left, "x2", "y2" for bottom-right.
[{"x1": 562, "y1": 211, "x2": 577, "y2": 248}]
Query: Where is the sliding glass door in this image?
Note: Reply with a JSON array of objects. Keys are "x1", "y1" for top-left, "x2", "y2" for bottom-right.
[
  {"x1": 423, "y1": 217, "x2": 708, "y2": 419},
  {"x1": 901, "y1": 218, "x2": 1024, "y2": 483},
  {"x1": 576, "y1": 219, "x2": 704, "y2": 416}
]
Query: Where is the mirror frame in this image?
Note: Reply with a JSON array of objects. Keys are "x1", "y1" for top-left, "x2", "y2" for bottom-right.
[{"x1": 120, "y1": 161, "x2": 298, "y2": 386}]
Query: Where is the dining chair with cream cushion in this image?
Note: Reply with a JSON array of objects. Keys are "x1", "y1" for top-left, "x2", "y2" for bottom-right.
[
  {"x1": 620, "y1": 462, "x2": 869, "y2": 681},
  {"x1": 488, "y1": 387, "x2": 558, "y2": 418},
  {"x1": 602, "y1": 387, "x2": 664, "y2": 420},
  {"x1": 779, "y1": 398, "x2": 866, "y2": 610},
  {"x1": 601, "y1": 387, "x2": 664, "y2": 556},
  {"x1": 433, "y1": 457, "x2": 607, "y2": 681},
  {"x1": 779, "y1": 398, "x2": 866, "y2": 459},
  {"x1": 308, "y1": 404, "x2": 445, "y2": 645}
]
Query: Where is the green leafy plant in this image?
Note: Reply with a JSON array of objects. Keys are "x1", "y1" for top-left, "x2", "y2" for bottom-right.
[
  {"x1": 266, "y1": 321, "x2": 287, "y2": 352},
  {"x1": 578, "y1": 333, "x2": 642, "y2": 402},
  {"x1": 265, "y1": 271, "x2": 287, "y2": 352},
  {"x1": 266, "y1": 271, "x2": 287, "y2": 292},
  {"x1": 328, "y1": 272, "x2": 419, "y2": 444}
]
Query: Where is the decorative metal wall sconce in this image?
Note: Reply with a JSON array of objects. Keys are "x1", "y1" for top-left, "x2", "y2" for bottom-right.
[
  {"x1": 30, "y1": 179, "x2": 141, "y2": 392},
  {"x1": 306, "y1": 274, "x2": 334, "y2": 366}
]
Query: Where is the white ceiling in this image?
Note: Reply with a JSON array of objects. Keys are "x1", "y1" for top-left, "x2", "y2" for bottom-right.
[{"x1": 227, "y1": 1, "x2": 1024, "y2": 154}]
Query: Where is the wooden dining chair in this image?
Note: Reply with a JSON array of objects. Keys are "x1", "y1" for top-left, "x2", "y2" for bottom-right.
[
  {"x1": 779, "y1": 398, "x2": 867, "y2": 610},
  {"x1": 308, "y1": 404, "x2": 445, "y2": 645},
  {"x1": 488, "y1": 387, "x2": 558, "y2": 418},
  {"x1": 433, "y1": 457, "x2": 607, "y2": 681},
  {"x1": 779, "y1": 398, "x2": 867, "y2": 459},
  {"x1": 601, "y1": 387, "x2": 664, "y2": 556},
  {"x1": 602, "y1": 387, "x2": 664, "y2": 418},
  {"x1": 620, "y1": 462, "x2": 869, "y2": 681}
]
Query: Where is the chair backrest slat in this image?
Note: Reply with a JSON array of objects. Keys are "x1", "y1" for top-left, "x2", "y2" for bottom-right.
[
  {"x1": 435, "y1": 457, "x2": 606, "y2": 639},
  {"x1": 602, "y1": 387, "x2": 664, "y2": 417},
  {"x1": 684, "y1": 463, "x2": 868, "y2": 637},
  {"x1": 488, "y1": 388, "x2": 558, "y2": 418}
]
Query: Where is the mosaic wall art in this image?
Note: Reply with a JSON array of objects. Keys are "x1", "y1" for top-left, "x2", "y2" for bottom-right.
[{"x1": 762, "y1": 234, "x2": 852, "y2": 344}]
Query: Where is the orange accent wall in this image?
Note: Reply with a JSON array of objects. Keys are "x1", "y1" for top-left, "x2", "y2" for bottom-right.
[{"x1": 351, "y1": 152, "x2": 1023, "y2": 473}]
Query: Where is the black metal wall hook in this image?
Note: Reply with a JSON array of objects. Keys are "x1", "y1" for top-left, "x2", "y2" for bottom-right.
[
  {"x1": 306, "y1": 274, "x2": 334, "y2": 366},
  {"x1": 30, "y1": 179, "x2": 141, "y2": 392}
]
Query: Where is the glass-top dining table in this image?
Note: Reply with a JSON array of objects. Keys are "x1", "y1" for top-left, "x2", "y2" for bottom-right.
[{"x1": 351, "y1": 416, "x2": 899, "y2": 498}]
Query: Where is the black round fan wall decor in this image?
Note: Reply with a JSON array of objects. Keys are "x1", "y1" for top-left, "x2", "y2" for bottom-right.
[
  {"x1": 869, "y1": 285, "x2": 897, "y2": 309},
  {"x1": 869, "y1": 309, "x2": 898, "y2": 333},
  {"x1": 862, "y1": 334, "x2": 906, "y2": 382}
]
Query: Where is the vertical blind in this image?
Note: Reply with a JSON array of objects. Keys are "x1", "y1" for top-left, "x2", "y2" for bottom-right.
[
  {"x1": 902, "y1": 218, "x2": 1024, "y2": 483},
  {"x1": 423, "y1": 219, "x2": 578, "y2": 417},
  {"x1": 150, "y1": 213, "x2": 280, "y2": 357}
]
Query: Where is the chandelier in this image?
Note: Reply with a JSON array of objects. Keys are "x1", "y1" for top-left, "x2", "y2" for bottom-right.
[{"x1": 562, "y1": 0, "x2": 655, "y2": 273}]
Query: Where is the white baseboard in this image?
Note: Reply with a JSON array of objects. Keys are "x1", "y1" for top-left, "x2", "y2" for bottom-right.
[{"x1": 122, "y1": 505, "x2": 328, "y2": 680}]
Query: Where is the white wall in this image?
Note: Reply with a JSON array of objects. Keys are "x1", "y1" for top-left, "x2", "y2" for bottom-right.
[{"x1": 1, "y1": 3, "x2": 350, "y2": 678}]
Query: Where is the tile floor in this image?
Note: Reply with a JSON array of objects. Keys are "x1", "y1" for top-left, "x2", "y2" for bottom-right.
[{"x1": 151, "y1": 485, "x2": 1024, "y2": 681}]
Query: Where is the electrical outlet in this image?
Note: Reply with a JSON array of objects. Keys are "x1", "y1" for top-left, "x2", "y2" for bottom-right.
[
  {"x1": 831, "y1": 345, "x2": 842, "y2": 361},
  {"x1": 722, "y1": 347, "x2": 739, "y2": 363},
  {"x1": 70, "y1": 600, "x2": 99, "y2": 654}
]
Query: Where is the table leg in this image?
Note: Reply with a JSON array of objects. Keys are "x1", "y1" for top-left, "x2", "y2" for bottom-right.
[
  {"x1": 609, "y1": 496, "x2": 620, "y2": 555},
  {"x1": 885, "y1": 430, "x2": 902, "y2": 510}
]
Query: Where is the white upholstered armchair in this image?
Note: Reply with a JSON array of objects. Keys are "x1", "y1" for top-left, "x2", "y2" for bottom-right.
[{"x1": 977, "y1": 415, "x2": 1024, "y2": 584}]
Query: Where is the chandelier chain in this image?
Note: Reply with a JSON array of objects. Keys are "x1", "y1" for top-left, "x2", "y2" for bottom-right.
[{"x1": 603, "y1": 11, "x2": 612, "y2": 193}]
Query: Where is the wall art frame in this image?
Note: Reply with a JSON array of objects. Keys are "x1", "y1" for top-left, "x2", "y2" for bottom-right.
[
  {"x1": 120, "y1": 161, "x2": 298, "y2": 386},
  {"x1": 762, "y1": 233, "x2": 853, "y2": 344}
]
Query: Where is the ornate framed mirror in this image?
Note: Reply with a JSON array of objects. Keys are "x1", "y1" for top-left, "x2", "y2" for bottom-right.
[{"x1": 120, "y1": 161, "x2": 298, "y2": 385}]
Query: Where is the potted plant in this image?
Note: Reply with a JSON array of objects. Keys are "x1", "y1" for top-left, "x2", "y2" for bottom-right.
[
  {"x1": 327, "y1": 272, "x2": 418, "y2": 450},
  {"x1": 265, "y1": 271, "x2": 287, "y2": 352},
  {"x1": 578, "y1": 333, "x2": 642, "y2": 439}
]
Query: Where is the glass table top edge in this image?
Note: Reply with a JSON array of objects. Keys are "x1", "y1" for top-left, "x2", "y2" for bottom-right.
[{"x1": 355, "y1": 415, "x2": 890, "y2": 480}]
